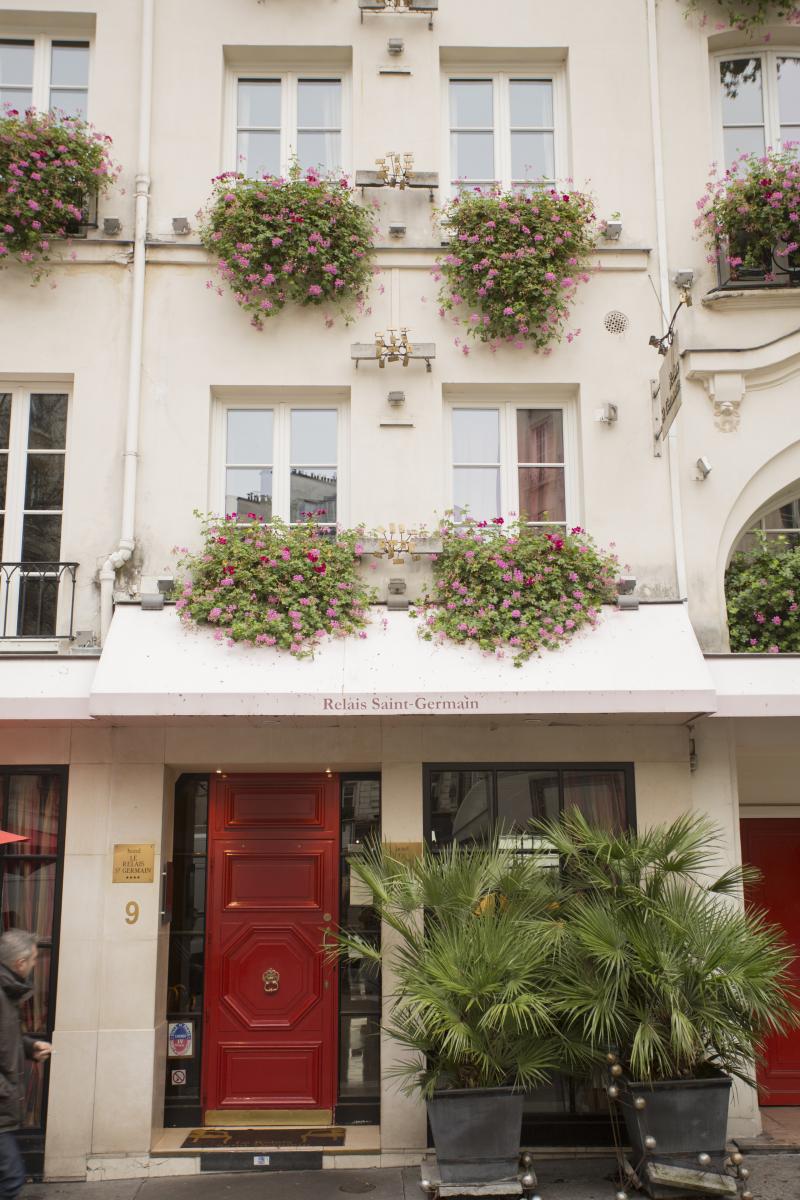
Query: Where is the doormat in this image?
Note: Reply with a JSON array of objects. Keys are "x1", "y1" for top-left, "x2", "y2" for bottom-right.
[{"x1": 182, "y1": 1127, "x2": 346, "y2": 1148}]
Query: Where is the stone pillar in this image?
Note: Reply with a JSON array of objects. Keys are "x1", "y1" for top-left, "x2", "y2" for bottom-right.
[{"x1": 379, "y1": 744, "x2": 427, "y2": 1153}]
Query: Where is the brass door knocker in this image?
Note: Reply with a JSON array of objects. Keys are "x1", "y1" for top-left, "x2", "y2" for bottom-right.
[{"x1": 262, "y1": 967, "x2": 280, "y2": 993}]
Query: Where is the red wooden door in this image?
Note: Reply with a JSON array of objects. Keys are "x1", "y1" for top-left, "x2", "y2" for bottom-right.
[
  {"x1": 203, "y1": 774, "x2": 339, "y2": 1119},
  {"x1": 740, "y1": 818, "x2": 800, "y2": 1105}
]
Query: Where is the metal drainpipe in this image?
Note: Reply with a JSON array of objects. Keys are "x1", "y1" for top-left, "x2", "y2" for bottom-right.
[
  {"x1": 99, "y1": 0, "x2": 155, "y2": 642},
  {"x1": 646, "y1": 0, "x2": 688, "y2": 601}
]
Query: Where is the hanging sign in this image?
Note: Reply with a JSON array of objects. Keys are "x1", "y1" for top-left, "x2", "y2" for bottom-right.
[
  {"x1": 112, "y1": 843, "x2": 155, "y2": 884},
  {"x1": 651, "y1": 334, "x2": 682, "y2": 450}
]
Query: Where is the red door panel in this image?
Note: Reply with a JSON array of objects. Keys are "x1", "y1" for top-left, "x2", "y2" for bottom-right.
[
  {"x1": 740, "y1": 818, "x2": 800, "y2": 1105},
  {"x1": 203, "y1": 775, "x2": 339, "y2": 1117}
]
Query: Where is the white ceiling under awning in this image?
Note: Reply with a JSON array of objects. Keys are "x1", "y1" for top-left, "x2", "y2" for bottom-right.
[
  {"x1": 706, "y1": 655, "x2": 800, "y2": 717},
  {"x1": 87, "y1": 603, "x2": 716, "y2": 720}
]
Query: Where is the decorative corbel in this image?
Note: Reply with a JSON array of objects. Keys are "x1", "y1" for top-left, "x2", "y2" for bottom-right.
[{"x1": 703, "y1": 372, "x2": 745, "y2": 433}]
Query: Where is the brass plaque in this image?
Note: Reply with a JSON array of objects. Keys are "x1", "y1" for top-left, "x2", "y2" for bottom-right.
[{"x1": 112, "y1": 843, "x2": 156, "y2": 884}]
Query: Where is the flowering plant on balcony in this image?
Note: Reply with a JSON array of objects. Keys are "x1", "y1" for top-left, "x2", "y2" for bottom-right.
[
  {"x1": 0, "y1": 107, "x2": 116, "y2": 277},
  {"x1": 726, "y1": 531, "x2": 800, "y2": 653},
  {"x1": 684, "y1": 1, "x2": 800, "y2": 34},
  {"x1": 176, "y1": 513, "x2": 376, "y2": 656},
  {"x1": 435, "y1": 187, "x2": 596, "y2": 352},
  {"x1": 695, "y1": 147, "x2": 800, "y2": 278},
  {"x1": 413, "y1": 516, "x2": 619, "y2": 665},
  {"x1": 199, "y1": 164, "x2": 375, "y2": 329}
]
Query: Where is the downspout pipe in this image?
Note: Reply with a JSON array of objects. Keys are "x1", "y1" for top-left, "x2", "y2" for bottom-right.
[
  {"x1": 646, "y1": 0, "x2": 688, "y2": 601},
  {"x1": 99, "y1": 0, "x2": 155, "y2": 642}
]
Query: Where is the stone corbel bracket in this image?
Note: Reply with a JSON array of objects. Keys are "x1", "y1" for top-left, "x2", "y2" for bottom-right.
[{"x1": 683, "y1": 326, "x2": 800, "y2": 432}]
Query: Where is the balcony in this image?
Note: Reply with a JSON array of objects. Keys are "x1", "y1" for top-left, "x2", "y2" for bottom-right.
[{"x1": 0, "y1": 563, "x2": 79, "y2": 642}]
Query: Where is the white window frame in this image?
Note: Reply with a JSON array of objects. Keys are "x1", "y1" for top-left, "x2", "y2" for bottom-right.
[
  {"x1": 0, "y1": 382, "x2": 71, "y2": 638},
  {"x1": 711, "y1": 48, "x2": 800, "y2": 164},
  {"x1": 211, "y1": 396, "x2": 349, "y2": 526},
  {"x1": 442, "y1": 69, "x2": 567, "y2": 197},
  {"x1": 0, "y1": 32, "x2": 91, "y2": 116},
  {"x1": 444, "y1": 399, "x2": 577, "y2": 527},
  {"x1": 224, "y1": 69, "x2": 350, "y2": 178}
]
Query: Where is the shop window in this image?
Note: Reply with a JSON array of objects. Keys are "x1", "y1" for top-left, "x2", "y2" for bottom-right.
[
  {"x1": 233, "y1": 74, "x2": 344, "y2": 177},
  {"x1": 425, "y1": 762, "x2": 633, "y2": 1145},
  {"x1": 450, "y1": 404, "x2": 570, "y2": 526},
  {"x1": 717, "y1": 53, "x2": 800, "y2": 166},
  {"x1": 218, "y1": 401, "x2": 341, "y2": 527},
  {"x1": 0, "y1": 768, "x2": 67, "y2": 1176},
  {"x1": 446, "y1": 72, "x2": 564, "y2": 194},
  {"x1": 0, "y1": 37, "x2": 89, "y2": 117}
]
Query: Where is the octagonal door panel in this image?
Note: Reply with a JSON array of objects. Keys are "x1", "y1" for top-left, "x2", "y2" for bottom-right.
[{"x1": 202, "y1": 775, "x2": 339, "y2": 1117}]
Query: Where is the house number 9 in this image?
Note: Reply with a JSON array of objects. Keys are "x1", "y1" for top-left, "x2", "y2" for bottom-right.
[{"x1": 125, "y1": 901, "x2": 140, "y2": 925}]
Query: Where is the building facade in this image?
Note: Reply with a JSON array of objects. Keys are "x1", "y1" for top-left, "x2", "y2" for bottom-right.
[{"x1": 0, "y1": 0, "x2": 799, "y2": 1181}]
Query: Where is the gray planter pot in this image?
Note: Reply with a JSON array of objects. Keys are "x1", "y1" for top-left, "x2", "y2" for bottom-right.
[
  {"x1": 620, "y1": 1073, "x2": 732, "y2": 1199},
  {"x1": 426, "y1": 1087, "x2": 524, "y2": 1184}
]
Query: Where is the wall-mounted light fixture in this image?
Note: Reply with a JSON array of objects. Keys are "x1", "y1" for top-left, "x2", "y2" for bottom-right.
[
  {"x1": 388, "y1": 222, "x2": 407, "y2": 238},
  {"x1": 103, "y1": 216, "x2": 121, "y2": 237},
  {"x1": 172, "y1": 217, "x2": 191, "y2": 236},
  {"x1": 141, "y1": 593, "x2": 165, "y2": 611},
  {"x1": 594, "y1": 403, "x2": 618, "y2": 425},
  {"x1": 616, "y1": 576, "x2": 638, "y2": 611},
  {"x1": 157, "y1": 575, "x2": 175, "y2": 595},
  {"x1": 388, "y1": 390, "x2": 406, "y2": 407},
  {"x1": 602, "y1": 215, "x2": 622, "y2": 241},
  {"x1": 695, "y1": 456, "x2": 712, "y2": 480},
  {"x1": 387, "y1": 36, "x2": 404, "y2": 54}
]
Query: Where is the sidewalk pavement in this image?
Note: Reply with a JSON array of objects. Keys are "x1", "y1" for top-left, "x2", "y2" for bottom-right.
[{"x1": 21, "y1": 1155, "x2": 800, "y2": 1200}]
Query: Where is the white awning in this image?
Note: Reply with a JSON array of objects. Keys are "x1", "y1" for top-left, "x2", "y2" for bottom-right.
[
  {"x1": 706, "y1": 655, "x2": 800, "y2": 717},
  {"x1": 88, "y1": 602, "x2": 716, "y2": 720},
  {"x1": 0, "y1": 657, "x2": 96, "y2": 720}
]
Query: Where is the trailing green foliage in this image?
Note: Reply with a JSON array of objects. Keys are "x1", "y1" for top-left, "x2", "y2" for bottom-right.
[
  {"x1": 726, "y1": 530, "x2": 800, "y2": 653},
  {"x1": 538, "y1": 810, "x2": 800, "y2": 1084},
  {"x1": 684, "y1": 1, "x2": 800, "y2": 33},
  {"x1": 199, "y1": 164, "x2": 375, "y2": 328},
  {"x1": 329, "y1": 838, "x2": 582, "y2": 1097}
]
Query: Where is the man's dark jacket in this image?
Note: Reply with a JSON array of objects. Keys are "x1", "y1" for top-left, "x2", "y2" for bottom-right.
[{"x1": 0, "y1": 963, "x2": 35, "y2": 1132}]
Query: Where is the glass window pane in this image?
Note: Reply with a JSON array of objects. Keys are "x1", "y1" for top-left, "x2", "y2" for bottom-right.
[
  {"x1": 173, "y1": 777, "x2": 208, "y2": 856},
  {"x1": 296, "y1": 130, "x2": 341, "y2": 174},
  {"x1": 563, "y1": 769, "x2": 627, "y2": 831},
  {"x1": 511, "y1": 131, "x2": 554, "y2": 182},
  {"x1": 225, "y1": 467, "x2": 273, "y2": 520},
  {"x1": 723, "y1": 125, "x2": 766, "y2": 165},
  {"x1": 340, "y1": 931, "x2": 380, "y2": 1004},
  {"x1": 780, "y1": 124, "x2": 800, "y2": 145},
  {"x1": 720, "y1": 58, "x2": 764, "y2": 125},
  {"x1": 49, "y1": 89, "x2": 87, "y2": 119},
  {"x1": 777, "y1": 57, "x2": 800, "y2": 126},
  {"x1": 0, "y1": 87, "x2": 32, "y2": 111},
  {"x1": 24, "y1": 455, "x2": 64, "y2": 511},
  {"x1": 290, "y1": 467, "x2": 337, "y2": 523},
  {"x1": 28, "y1": 395, "x2": 68, "y2": 450},
  {"x1": 450, "y1": 79, "x2": 493, "y2": 127},
  {"x1": 18, "y1": 575, "x2": 59, "y2": 637},
  {"x1": 171, "y1": 858, "x2": 207, "y2": 933},
  {"x1": 0, "y1": 455, "x2": 6, "y2": 510},
  {"x1": 0, "y1": 41, "x2": 33, "y2": 87},
  {"x1": 452, "y1": 408, "x2": 500, "y2": 463},
  {"x1": 0, "y1": 395, "x2": 9, "y2": 448},
  {"x1": 291, "y1": 409, "x2": 337, "y2": 463},
  {"x1": 168, "y1": 934, "x2": 205, "y2": 1014},
  {"x1": 1, "y1": 774, "x2": 61, "y2": 855},
  {"x1": 497, "y1": 771, "x2": 559, "y2": 832},
  {"x1": 237, "y1": 130, "x2": 280, "y2": 178},
  {"x1": 451, "y1": 131, "x2": 494, "y2": 181},
  {"x1": 339, "y1": 1014, "x2": 381, "y2": 1100},
  {"x1": 517, "y1": 409, "x2": 564, "y2": 464},
  {"x1": 20, "y1": 514, "x2": 62, "y2": 561},
  {"x1": 50, "y1": 44, "x2": 89, "y2": 87},
  {"x1": 762, "y1": 500, "x2": 800, "y2": 529},
  {"x1": 297, "y1": 79, "x2": 341, "y2": 129},
  {"x1": 518, "y1": 466, "x2": 565, "y2": 523},
  {"x1": 227, "y1": 409, "x2": 273, "y2": 465},
  {"x1": 237, "y1": 79, "x2": 281, "y2": 127},
  {"x1": 1, "y1": 862, "x2": 55, "y2": 941},
  {"x1": 20, "y1": 947, "x2": 51, "y2": 1035},
  {"x1": 428, "y1": 770, "x2": 493, "y2": 847},
  {"x1": 510, "y1": 80, "x2": 553, "y2": 128},
  {"x1": 454, "y1": 467, "x2": 501, "y2": 520}
]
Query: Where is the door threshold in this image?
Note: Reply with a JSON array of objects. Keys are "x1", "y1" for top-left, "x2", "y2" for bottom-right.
[
  {"x1": 152, "y1": 1126, "x2": 381, "y2": 1156},
  {"x1": 204, "y1": 1108, "x2": 333, "y2": 1128}
]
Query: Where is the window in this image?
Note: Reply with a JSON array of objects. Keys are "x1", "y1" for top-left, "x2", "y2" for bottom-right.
[
  {"x1": 450, "y1": 405, "x2": 569, "y2": 526},
  {"x1": 0, "y1": 388, "x2": 69, "y2": 637},
  {"x1": 447, "y1": 73, "x2": 561, "y2": 193},
  {"x1": 234, "y1": 75, "x2": 343, "y2": 177},
  {"x1": 735, "y1": 493, "x2": 800, "y2": 553},
  {"x1": 220, "y1": 402, "x2": 341, "y2": 526},
  {"x1": 717, "y1": 52, "x2": 800, "y2": 166},
  {"x1": 0, "y1": 37, "x2": 89, "y2": 117}
]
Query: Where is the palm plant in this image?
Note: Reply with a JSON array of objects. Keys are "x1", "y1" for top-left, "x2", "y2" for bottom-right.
[
  {"x1": 329, "y1": 835, "x2": 582, "y2": 1098},
  {"x1": 536, "y1": 810, "x2": 800, "y2": 1085}
]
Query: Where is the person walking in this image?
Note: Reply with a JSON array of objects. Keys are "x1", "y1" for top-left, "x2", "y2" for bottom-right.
[{"x1": 0, "y1": 931, "x2": 51, "y2": 1200}]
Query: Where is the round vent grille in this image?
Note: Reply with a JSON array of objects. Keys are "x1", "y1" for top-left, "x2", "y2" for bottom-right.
[{"x1": 604, "y1": 310, "x2": 630, "y2": 335}]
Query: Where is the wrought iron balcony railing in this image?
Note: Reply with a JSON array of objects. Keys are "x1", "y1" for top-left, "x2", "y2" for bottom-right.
[
  {"x1": 0, "y1": 562, "x2": 79, "y2": 640},
  {"x1": 716, "y1": 241, "x2": 800, "y2": 290}
]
